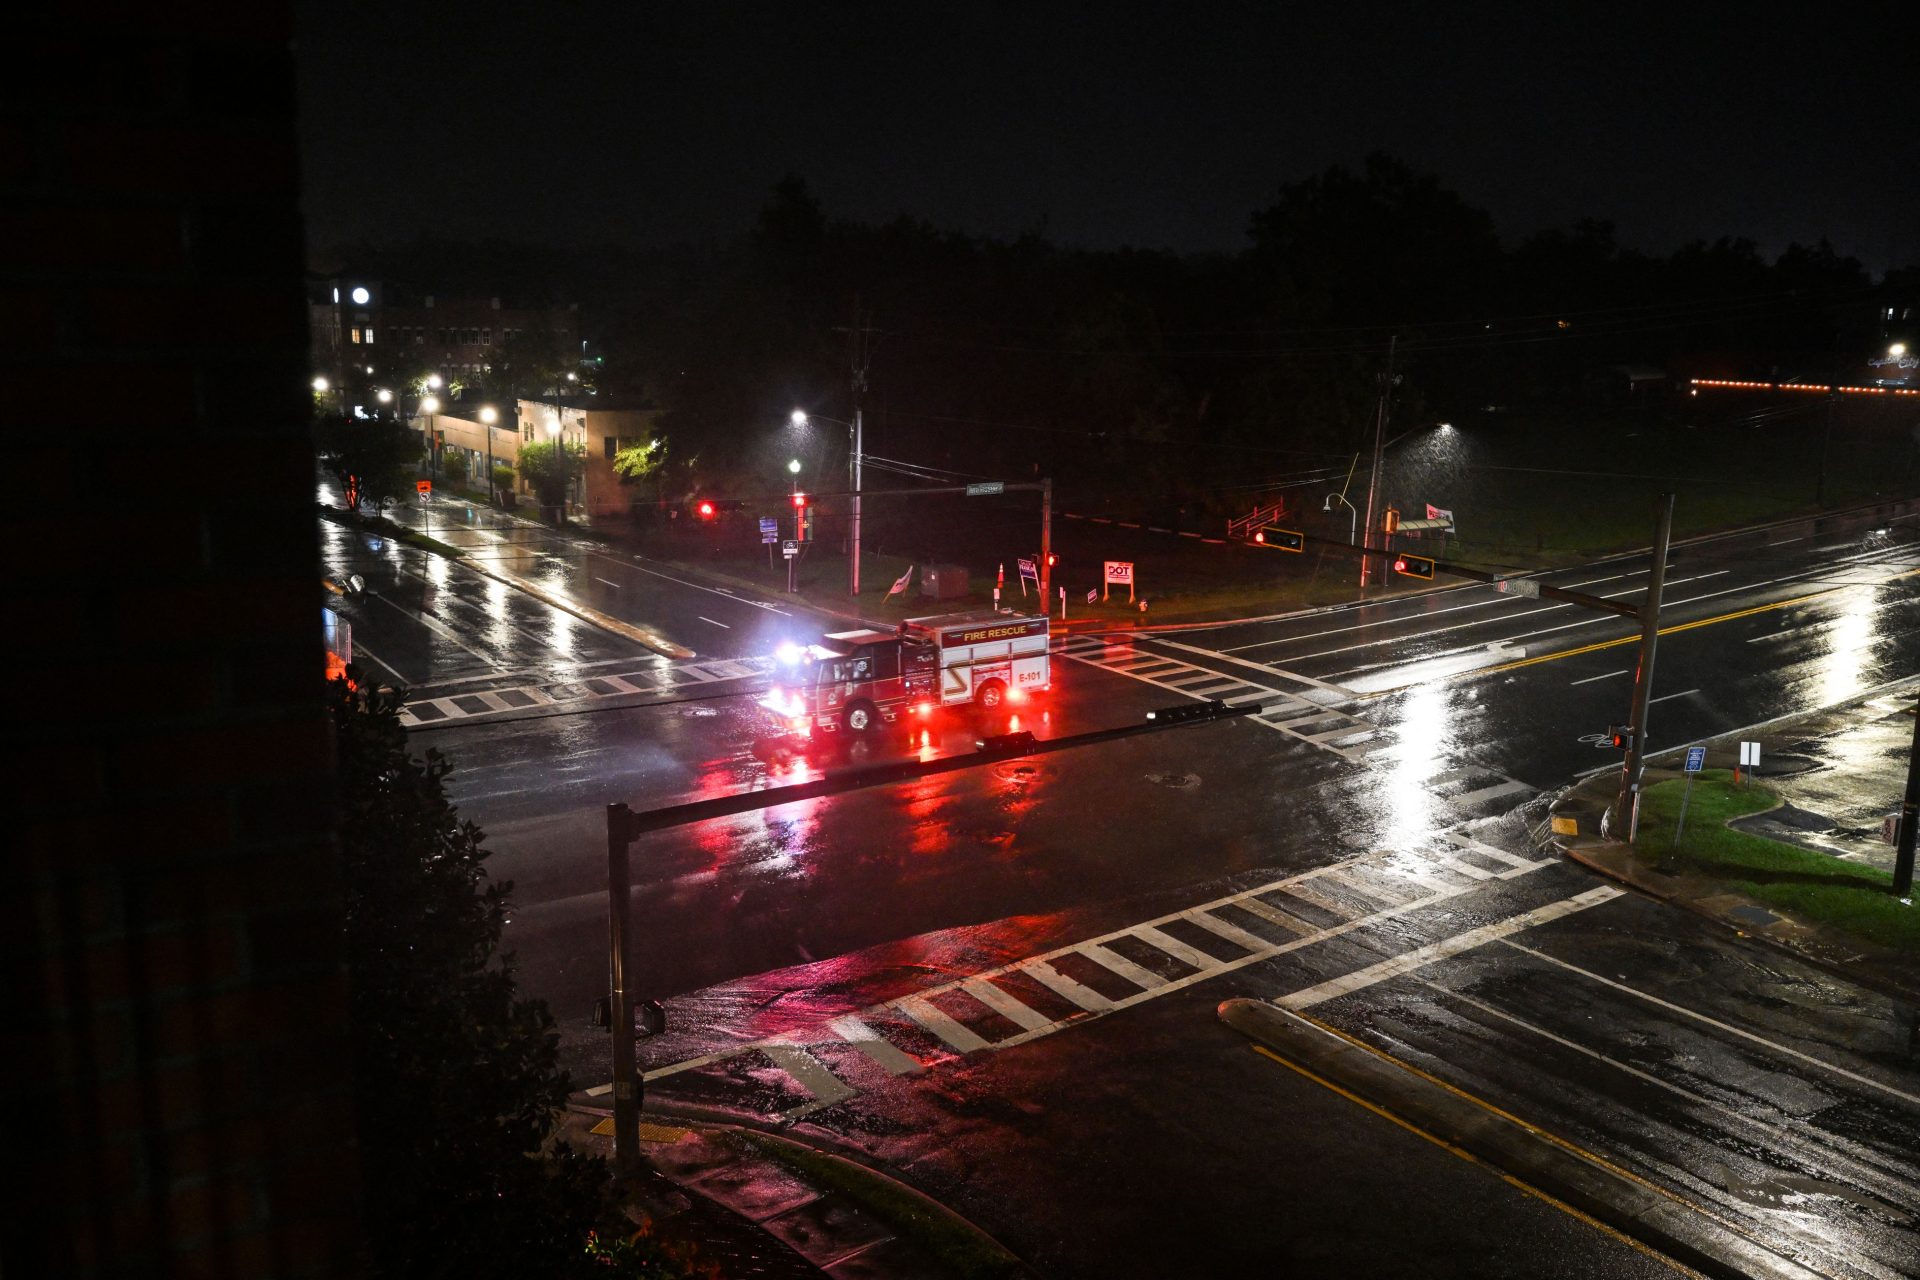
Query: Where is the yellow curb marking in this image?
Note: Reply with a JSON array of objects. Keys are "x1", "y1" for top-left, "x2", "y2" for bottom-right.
[{"x1": 1247, "y1": 1043, "x2": 1694, "y2": 1273}]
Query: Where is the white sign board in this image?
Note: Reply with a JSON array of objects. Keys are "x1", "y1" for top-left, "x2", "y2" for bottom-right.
[
  {"x1": 1738, "y1": 741, "x2": 1760, "y2": 768},
  {"x1": 782, "y1": 539, "x2": 799, "y2": 559},
  {"x1": 1103, "y1": 560, "x2": 1134, "y2": 602}
]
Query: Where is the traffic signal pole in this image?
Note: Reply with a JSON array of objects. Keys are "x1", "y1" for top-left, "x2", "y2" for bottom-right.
[
  {"x1": 600, "y1": 698, "x2": 1261, "y2": 1177},
  {"x1": 606, "y1": 802, "x2": 639, "y2": 1178},
  {"x1": 1613, "y1": 494, "x2": 1676, "y2": 841},
  {"x1": 1040, "y1": 477, "x2": 1052, "y2": 608}
]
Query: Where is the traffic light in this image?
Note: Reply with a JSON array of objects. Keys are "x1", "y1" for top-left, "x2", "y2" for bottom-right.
[
  {"x1": 1392, "y1": 553, "x2": 1435, "y2": 580},
  {"x1": 697, "y1": 500, "x2": 715, "y2": 519},
  {"x1": 792, "y1": 492, "x2": 806, "y2": 509},
  {"x1": 1255, "y1": 525, "x2": 1305, "y2": 552},
  {"x1": 1047, "y1": 552, "x2": 1058, "y2": 567},
  {"x1": 1607, "y1": 725, "x2": 1632, "y2": 749},
  {"x1": 1383, "y1": 506, "x2": 1401, "y2": 534}
]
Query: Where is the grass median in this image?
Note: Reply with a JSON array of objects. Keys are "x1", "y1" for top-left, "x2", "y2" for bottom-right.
[{"x1": 1635, "y1": 769, "x2": 1918, "y2": 954}]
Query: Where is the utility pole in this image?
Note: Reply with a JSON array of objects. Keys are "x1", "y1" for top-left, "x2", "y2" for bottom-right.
[
  {"x1": 1894, "y1": 696, "x2": 1917, "y2": 900},
  {"x1": 1039, "y1": 477, "x2": 1053, "y2": 607},
  {"x1": 1614, "y1": 494, "x2": 1677, "y2": 841},
  {"x1": 838, "y1": 305, "x2": 877, "y2": 600},
  {"x1": 1359, "y1": 335, "x2": 1397, "y2": 591}
]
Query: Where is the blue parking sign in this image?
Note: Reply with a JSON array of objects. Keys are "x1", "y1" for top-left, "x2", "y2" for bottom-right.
[{"x1": 1683, "y1": 746, "x2": 1706, "y2": 773}]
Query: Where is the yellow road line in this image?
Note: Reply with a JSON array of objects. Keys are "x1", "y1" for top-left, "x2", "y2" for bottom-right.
[
  {"x1": 1248, "y1": 1044, "x2": 1696, "y2": 1275},
  {"x1": 1479, "y1": 570, "x2": 1919, "y2": 679}
]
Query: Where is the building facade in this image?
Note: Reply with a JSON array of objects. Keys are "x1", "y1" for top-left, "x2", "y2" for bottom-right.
[{"x1": 308, "y1": 280, "x2": 579, "y2": 393}]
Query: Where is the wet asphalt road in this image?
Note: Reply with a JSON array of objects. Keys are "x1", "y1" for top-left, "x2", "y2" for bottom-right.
[{"x1": 324, "y1": 489, "x2": 1920, "y2": 1276}]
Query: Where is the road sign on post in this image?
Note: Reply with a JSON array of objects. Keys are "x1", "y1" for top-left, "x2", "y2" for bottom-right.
[
  {"x1": 1673, "y1": 746, "x2": 1708, "y2": 848},
  {"x1": 759, "y1": 517, "x2": 779, "y2": 544},
  {"x1": 965, "y1": 481, "x2": 1005, "y2": 496},
  {"x1": 1103, "y1": 560, "x2": 1134, "y2": 602},
  {"x1": 1017, "y1": 557, "x2": 1038, "y2": 596}
]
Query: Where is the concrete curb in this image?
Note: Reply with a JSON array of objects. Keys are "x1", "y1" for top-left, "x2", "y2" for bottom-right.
[
  {"x1": 569, "y1": 1101, "x2": 1034, "y2": 1278},
  {"x1": 1217, "y1": 999, "x2": 1828, "y2": 1280}
]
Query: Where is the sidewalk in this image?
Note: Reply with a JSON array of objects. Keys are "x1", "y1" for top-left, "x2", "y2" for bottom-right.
[
  {"x1": 1545, "y1": 682, "x2": 1920, "y2": 1004},
  {"x1": 559, "y1": 1105, "x2": 1032, "y2": 1279}
]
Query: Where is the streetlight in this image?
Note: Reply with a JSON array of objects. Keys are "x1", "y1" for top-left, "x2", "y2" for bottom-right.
[
  {"x1": 311, "y1": 376, "x2": 329, "y2": 394},
  {"x1": 787, "y1": 458, "x2": 802, "y2": 476},
  {"x1": 789, "y1": 407, "x2": 863, "y2": 598},
  {"x1": 420, "y1": 395, "x2": 441, "y2": 479},
  {"x1": 1892, "y1": 342, "x2": 1909, "y2": 358},
  {"x1": 480, "y1": 405, "x2": 499, "y2": 505}
]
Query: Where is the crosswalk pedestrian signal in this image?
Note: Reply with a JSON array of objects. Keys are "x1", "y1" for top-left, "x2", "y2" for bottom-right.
[
  {"x1": 1392, "y1": 553, "x2": 1435, "y2": 579},
  {"x1": 1255, "y1": 525, "x2": 1305, "y2": 552},
  {"x1": 1607, "y1": 725, "x2": 1632, "y2": 749},
  {"x1": 1384, "y1": 507, "x2": 1401, "y2": 534}
]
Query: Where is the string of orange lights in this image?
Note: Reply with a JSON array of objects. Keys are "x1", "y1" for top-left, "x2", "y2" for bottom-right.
[{"x1": 1690, "y1": 378, "x2": 1919, "y2": 396}]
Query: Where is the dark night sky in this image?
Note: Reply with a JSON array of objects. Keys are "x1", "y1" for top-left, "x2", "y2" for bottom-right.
[{"x1": 294, "y1": 2, "x2": 1917, "y2": 271}]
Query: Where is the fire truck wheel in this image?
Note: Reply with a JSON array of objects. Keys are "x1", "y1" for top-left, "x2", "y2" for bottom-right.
[
  {"x1": 975, "y1": 680, "x2": 1006, "y2": 710},
  {"x1": 846, "y1": 700, "x2": 877, "y2": 733}
]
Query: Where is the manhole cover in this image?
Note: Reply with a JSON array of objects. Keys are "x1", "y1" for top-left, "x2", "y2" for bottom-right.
[
  {"x1": 992, "y1": 761, "x2": 1045, "y2": 784},
  {"x1": 1146, "y1": 772, "x2": 1201, "y2": 790}
]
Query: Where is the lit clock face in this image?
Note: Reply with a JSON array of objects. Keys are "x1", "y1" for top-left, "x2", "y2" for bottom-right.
[{"x1": 350, "y1": 286, "x2": 370, "y2": 305}]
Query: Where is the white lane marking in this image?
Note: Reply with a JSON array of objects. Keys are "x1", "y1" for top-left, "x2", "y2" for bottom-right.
[
  {"x1": 827, "y1": 1014, "x2": 923, "y2": 1075},
  {"x1": 1570, "y1": 669, "x2": 1629, "y2": 686},
  {"x1": 894, "y1": 994, "x2": 993, "y2": 1053},
  {"x1": 1770, "y1": 535, "x2": 1807, "y2": 546},
  {"x1": 1022, "y1": 960, "x2": 1115, "y2": 1012},
  {"x1": 593, "y1": 576, "x2": 621, "y2": 589},
  {"x1": 632, "y1": 828, "x2": 1561, "y2": 1100},
  {"x1": 1412, "y1": 976, "x2": 1920, "y2": 1219},
  {"x1": 1180, "y1": 908, "x2": 1274, "y2": 954},
  {"x1": 368, "y1": 590, "x2": 498, "y2": 666},
  {"x1": 1277, "y1": 887, "x2": 1622, "y2": 1010},
  {"x1": 696, "y1": 616, "x2": 732, "y2": 629},
  {"x1": 1134, "y1": 924, "x2": 1223, "y2": 971},
  {"x1": 1282, "y1": 570, "x2": 1728, "y2": 665},
  {"x1": 350, "y1": 640, "x2": 413, "y2": 686},
  {"x1": 1647, "y1": 688, "x2": 1699, "y2": 705},
  {"x1": 1150, "y1": 638, "x2": 1358, "y2": 700},
  {"x1": 1217, "y1": 568, "x2": 1646, "y2": 654},
  {"x1": 763, "y1": 1042, "x2": 856, "y2": 1109},
  {"x1": 1448, "y1": 778, "x2": 1536, "y2": 810},
  {"x1": 1082, "y1": 943, "x2": 1169, "y2": 990},
  {"x1": 1502, "y1": 941, "x2": 1920, "y2": 1109},
  {"x1": 1443, "y1": 832, "x2": 1542, "y2": 871},
  {"x1": 961, "y1": 979, "x2": 1054, "y2": 1033},
  {"x1": 1233, "y1": 896, "x2": 1317, "y2": 934},
  {"x1": 611, "y1": 552, "x2": 790, "y2": 614}
]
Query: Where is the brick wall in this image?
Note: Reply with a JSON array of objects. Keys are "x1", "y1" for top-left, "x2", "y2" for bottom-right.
[{"x1": 5, "y1": 8, "x2": 363, "y2": 1277}]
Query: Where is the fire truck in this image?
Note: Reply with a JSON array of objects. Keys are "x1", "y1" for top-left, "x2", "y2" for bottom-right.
[{"x1": 760, "y1": 609, "x2": 1050, "y2": 737}]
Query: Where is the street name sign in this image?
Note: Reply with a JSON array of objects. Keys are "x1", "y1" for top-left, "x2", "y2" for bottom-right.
[
  {"x1": 1684, "y1": 746, "x2": 1707, "y2": 773},
  {"x1": 759, "y1": 517, "x2": 779, "y2": 544},
  {"x1": 1493, "y1": 577, "x2": 1540, "y2": 597},
  {"x1": 965, "y1": 481, "x2": 1005, "y2": 496}
]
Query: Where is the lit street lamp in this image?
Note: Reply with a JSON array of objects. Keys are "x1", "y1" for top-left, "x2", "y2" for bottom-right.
[
  {"x1": 480, "y1": 405, "x2": 499, "y2": 504},
  {"x1": 420, "y1": 394, "x2": 441, "y2": 479},
  {"x1": 790, "y1": 407, "x2": 863, "y2": 598}
]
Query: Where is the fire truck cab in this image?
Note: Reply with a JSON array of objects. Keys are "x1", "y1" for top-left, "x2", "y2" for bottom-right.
[{"x1": 760, "y1": 609, "x2": 1049, "y2": 738}]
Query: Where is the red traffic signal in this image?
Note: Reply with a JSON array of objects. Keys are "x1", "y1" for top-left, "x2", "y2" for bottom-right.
[
  {"x1": 1392, "y1": 553, "x2": 1435, "y2": 580},
  {"x1": 1607, "y1": 725, "x2": 1632, "y2": 749},
  {"x1": 1046, "y1": 552, "x2": 1058, "y2": 567},
  {"x1": 697, "y1": 500, "x2": 715, "y2": 519},
  {"x1": 792, "y1": 492, "x2": 807, "y2": 509}
]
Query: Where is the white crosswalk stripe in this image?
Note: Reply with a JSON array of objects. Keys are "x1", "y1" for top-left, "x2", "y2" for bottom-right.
[
  {"x1": 610, "y1": 821, "x2": 1579, "y2": 1120},
  {"x1": 398, "y1": 655, "x2": 771, "y2": 725}
]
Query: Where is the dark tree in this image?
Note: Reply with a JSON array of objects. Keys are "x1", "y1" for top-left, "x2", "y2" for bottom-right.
[
  {"x1": 328, "y1": 676, "x2": 630, "y2": 1279},
  {"x1": 314, "y1": 413, "x2": 423, "y2": 515}
]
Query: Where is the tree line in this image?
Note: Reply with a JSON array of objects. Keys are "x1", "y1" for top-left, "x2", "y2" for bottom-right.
[{"x1": 319, "y1": 154, "x2": 1915, "y2": 522}]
